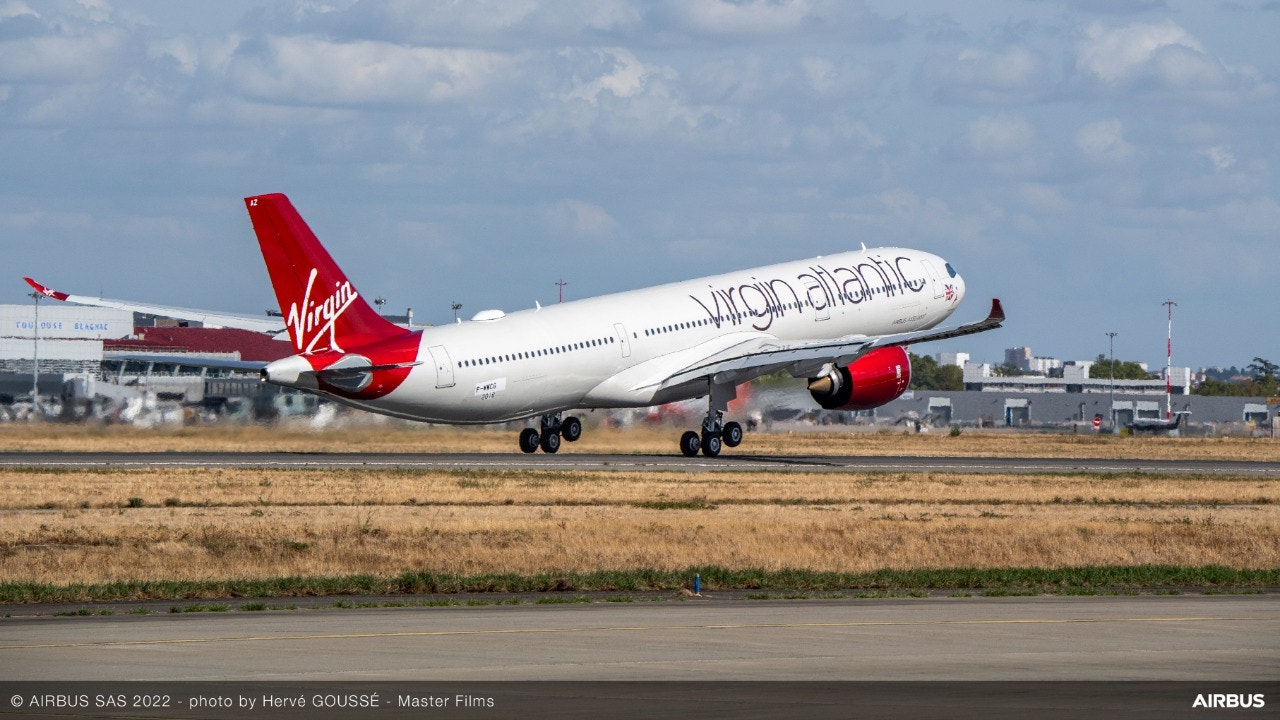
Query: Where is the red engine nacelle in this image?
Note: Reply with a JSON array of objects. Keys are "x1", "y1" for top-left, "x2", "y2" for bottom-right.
[{"x1": 808, "y1": 346, "x2": 912, "y2": 411}]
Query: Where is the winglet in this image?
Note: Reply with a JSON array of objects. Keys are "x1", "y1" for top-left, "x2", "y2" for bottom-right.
[
  {"x1": 24, "y1": 277, "x2": 69, "y2": 302},
  {"x1": 988, "y1": 298, "x2": 1005, "y2": 323}
]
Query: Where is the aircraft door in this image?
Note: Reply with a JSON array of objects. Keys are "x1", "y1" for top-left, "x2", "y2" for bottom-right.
[
  {"x1": 613, "y1": 323, "x2": 632, "y2": 358},
  {"x1": 806, "y1": 284, "x2": 830, "y2": 321},
  {"x1": 427, "y1": 345, "x2": 456, "y2": 388}
]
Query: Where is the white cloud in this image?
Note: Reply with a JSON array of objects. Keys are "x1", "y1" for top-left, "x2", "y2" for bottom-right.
[
  {"x1": 1216, "y1": 197, "x2": 1280, "y2": 236},
  {"x1": 189, "y1": 95, "x2": 360, "y2": 126},
  {"x1": 961, "y1": 114, "x2": 1035, "y2": 158},
  {"x1": 75, "y1": 0, "x2": 112, "y2": 23},
  {"x1": 544, "y1": 199, "x2": 621, "y2": 241},
  {"x1": 496, "y1": 47, "x2": 715, "y2": 144},
  {"x1": 921, "y1": 46, "x2": 1048, "y2": 104},
  {"x1": 673, "y1": 0, "x2": 813, "y2": 35},
  {"x1": 1201, "y1": 145, "x2": 1236, "y2": 172},
  {"x1": 1018, "y1": 183, "x2": 1070, "y2": 215},
  {"x1": 566, "y1": 47, "x2": 653, "y2": 104},
  {"x1": 0, "y1": 0, "x2": 38, "y2": 21},
  {"x1": 0, "y1": 29, "x2": 126, "y2": 83},
  {"x1": 305, "y1": 0, "x2": 642, "y2": 44},
  {"x1": 1077, "y1": 20, "x2": 1204, "y2": 83},
  {"x1": 228, "y1": 35, "x2": 516, "y2": 106},
  {"x1": 148, "y1": 36, "x2": 199, "y2": 76},
  {"x1": 687, "y1": 55, "x2": 780, "y2": 105},
  {"x1": 801, "y1": 56, "x2": 873, "y2": 98},
  {"x1": 1075, "y1": 119, "x2": 1135, "y2": 164},
  {"x1": 1075, "y1": 20, "x2": 1272, "y2": 103}
]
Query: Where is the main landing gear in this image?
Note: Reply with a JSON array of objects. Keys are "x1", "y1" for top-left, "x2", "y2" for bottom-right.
[
  {"x1": 679, "y1": 382, "x2": 744, "y2": 458},
  {"x1": 519, "y1": 412, "x2": 582, "y2": 454}
]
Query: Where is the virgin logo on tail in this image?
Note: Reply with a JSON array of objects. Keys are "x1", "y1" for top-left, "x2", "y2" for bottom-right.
[{"x1": 287, "y1": 267, "x2": 359, "y2": 354}]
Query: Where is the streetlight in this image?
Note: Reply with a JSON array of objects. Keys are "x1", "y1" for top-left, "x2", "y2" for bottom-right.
[
  {"x1": 1106, "y1": 331, "x2": 1118, "y2": 433},
  {"x1": 451, "y1": 302, "x2": 462, "y2": 323}
]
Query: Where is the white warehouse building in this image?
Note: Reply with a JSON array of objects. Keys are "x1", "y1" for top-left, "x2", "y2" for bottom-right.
[{"x1": 0, "y1": 304, "x2": 133, "y2": 375}]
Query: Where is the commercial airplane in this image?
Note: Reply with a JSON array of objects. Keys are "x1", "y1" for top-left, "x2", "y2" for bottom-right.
[{"x1": 26, "y1": 193, "x2": 1004, "y2": 456}]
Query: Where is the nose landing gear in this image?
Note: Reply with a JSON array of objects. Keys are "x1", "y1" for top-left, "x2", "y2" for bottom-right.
[{"x1": 518, "y1": 412, "x2": 583, "y2": 454}]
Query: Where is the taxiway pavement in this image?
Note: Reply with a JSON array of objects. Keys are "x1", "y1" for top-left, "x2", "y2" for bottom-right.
[{"x1": 2, "y1": 595, "x2": 1275, "y2": 681}]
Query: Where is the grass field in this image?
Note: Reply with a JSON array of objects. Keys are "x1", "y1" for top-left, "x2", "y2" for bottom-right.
[{"x1": 0, "y1": 425, "x2": 1276, "y2": 599}]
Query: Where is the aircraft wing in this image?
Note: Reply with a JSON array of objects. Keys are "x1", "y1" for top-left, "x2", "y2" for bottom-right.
[
  {"x1": 24, "y1": 277, "x2": 285, "y2": 335},
  {"x1": 650, "y1": 298, "x2": 1005, "y2": 392}
]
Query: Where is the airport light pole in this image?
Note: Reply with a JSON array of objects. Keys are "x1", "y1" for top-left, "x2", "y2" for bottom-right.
[
  {"x1": 451, "y1": 302, "x2": 462, "y2": 322},
  {"x1": 1163, "y1": 300, "x2": 1177, "y2": 419},
  {"x1": 1106, "y1": 331, "x2": 1118, "y2": 432},
  {"x1": 30, "y1": 291, "x2": 40, "y2": 417}
]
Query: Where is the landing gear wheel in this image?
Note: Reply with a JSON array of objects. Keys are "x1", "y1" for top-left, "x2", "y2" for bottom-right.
[
  {"x1": 540, "y1": 430, "x2": 561, "y2": 454},
  {"x1": 701, "y1": 432, "x2": 722, "y2": 457},
  {"x1": 519, "y1": 428, "x2": 540, "y2": 454},
  {"x1": 722, "y1": 421, "x2": 743, "y2": 448},
  {"x1": 561, "y1": 416, "x2": 583, "y2": 442},
  {"x1": 679, "y1": 431, "x2": 701, "y2": 457}
]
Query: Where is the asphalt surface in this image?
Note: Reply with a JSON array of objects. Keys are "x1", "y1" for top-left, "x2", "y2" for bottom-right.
[
  {"x1": 2, "y1": 450, "x2": 1277, "y2": 475},
  {"x1": 2, "y1": 595, "x2": 1276, "y2": 682}
]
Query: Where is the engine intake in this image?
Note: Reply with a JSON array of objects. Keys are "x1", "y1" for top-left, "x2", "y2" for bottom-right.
[{"x1": 808, "y1": 346, "x2": 912, "y2": 411}]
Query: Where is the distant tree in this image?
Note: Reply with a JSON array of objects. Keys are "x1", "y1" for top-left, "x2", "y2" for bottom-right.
[
  {"x1": 1193, "y1": 378, "x2": 1253, "y2": 397},
  {"x1": 1248, "y1": 357, "x2": 1279, "y2": 395},
  {"x1": 1088, "y1": 354, "x2": 1152, "y2": 381},
  {"x1": 1201, "y1": 366, "x2": 1246, "y2": 382},
  {"x1": 936, "y1": 364, "x2": 963, "y2": 391},
  {"x1": 909, "y1": 353, "x2": 963, "y2": 391},
  {"x1": 1194, "y1": 358, "x2": 1278, "y2": 397}
]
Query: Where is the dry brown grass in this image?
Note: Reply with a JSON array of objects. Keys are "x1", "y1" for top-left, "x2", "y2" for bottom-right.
[
  {"x1": 0, "y1": 467, "x2": 1273, "y2": 510},
  {"x1": 0, "y1": 422, "x2": 1277, "y2": 459},
  {"x1": 2, "y1": 465, "x2": 1275, "y2": 585},
  {"x1": 4, "y1": 504, "x2": 1273, "y2": 585}
]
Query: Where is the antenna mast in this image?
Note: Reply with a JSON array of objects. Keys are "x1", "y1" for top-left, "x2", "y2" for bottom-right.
[
  {"x1": 556, "y1": 279, "x2": 568, "y2": 304},
  {"x1": 1163, "y1": 300, "x2": 1177, "y2": 419}
]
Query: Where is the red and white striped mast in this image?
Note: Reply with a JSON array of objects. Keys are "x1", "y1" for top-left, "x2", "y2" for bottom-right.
[{"x1": 1163, "y1": 300, "x2": 1177, "y2": 419}]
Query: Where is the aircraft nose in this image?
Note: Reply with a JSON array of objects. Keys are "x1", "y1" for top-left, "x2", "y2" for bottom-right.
[{"x1": 954, "y1": 273, "x2": 966, "y2": 303}]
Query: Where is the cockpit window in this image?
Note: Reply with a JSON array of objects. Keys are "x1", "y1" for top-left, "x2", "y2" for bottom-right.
[{"x1": 944, "y1": 262, "x2": 957, "y2": 278}]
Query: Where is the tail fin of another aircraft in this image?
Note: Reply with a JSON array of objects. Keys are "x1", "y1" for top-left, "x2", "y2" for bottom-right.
[{"x1": 245, "y1": 193, "x2": 407, "y2": 354}]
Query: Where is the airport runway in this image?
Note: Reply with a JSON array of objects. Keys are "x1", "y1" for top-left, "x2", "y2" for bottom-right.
[
  {"x1": 1, "y1": 595, "x2": 1275, "y2": 682},
  {"x1": 1, "y1": 451, "x2": 1277, "y2": 475}
]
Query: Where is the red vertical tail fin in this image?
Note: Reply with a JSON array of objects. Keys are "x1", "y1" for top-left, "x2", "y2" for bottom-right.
[{"x1": 245, "y1": 193, "x2": 406, "y2": 354}]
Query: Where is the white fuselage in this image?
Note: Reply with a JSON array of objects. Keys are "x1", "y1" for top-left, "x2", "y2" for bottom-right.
[{"x1": 325, "y1": 247, "x2": 965, "y2": 423}]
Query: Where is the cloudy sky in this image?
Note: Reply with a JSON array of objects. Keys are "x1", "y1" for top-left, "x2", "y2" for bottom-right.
[{"x1": 2, "y1": 0, "x2": 1276, "y2": 371}]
